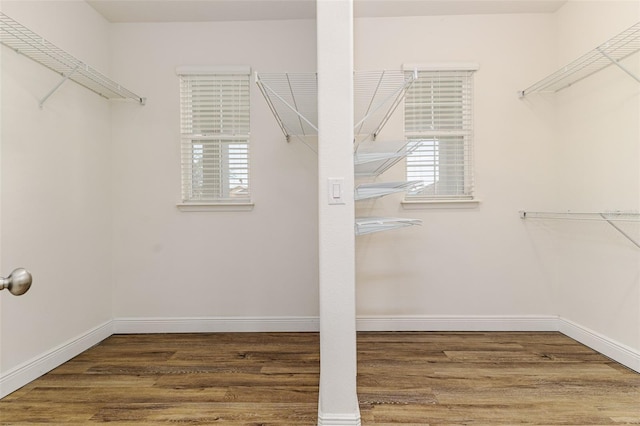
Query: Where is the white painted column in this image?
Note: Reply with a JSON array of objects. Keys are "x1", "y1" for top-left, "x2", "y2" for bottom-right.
[{"x1": 316, "y1": 0, "x2": 360, "y2": 425}]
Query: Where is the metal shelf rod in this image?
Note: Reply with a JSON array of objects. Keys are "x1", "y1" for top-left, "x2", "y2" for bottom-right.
[
  {"x1": 519, "y1": 211, "x2": 640, "y2": 222},
  {"x1": 520, "y1": 211, "x2": 640, "y2": 248}
]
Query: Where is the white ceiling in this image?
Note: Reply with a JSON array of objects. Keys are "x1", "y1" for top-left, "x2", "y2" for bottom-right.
[{"x1": 87, "y1": 0, "x2": 567, "y2": 23}]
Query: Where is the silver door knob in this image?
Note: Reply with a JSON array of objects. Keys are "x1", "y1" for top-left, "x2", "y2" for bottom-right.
[{"x1": 0, "y1": 268, "x2": 32, "y2": 296}]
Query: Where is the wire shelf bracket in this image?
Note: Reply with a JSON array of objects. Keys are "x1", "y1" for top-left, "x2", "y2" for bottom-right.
[
  {"x1": 519, "y1": 21, "x2": 640, "y2": 97},
  {"x1": 0, "y1": 12, "x2": 146, "y2": 107},
  {"x1": 255, "y1": 72, "x2": 318, "y2": 142},
  {"x1": 519, "y1": 210, "x2": 640, "y2": 249},
  {"x1": 354, "y1": 69, "x2": 417, "y2": 141},
  {"x1": 255, "y1": 70, "x2": 416, "y2": 143}
]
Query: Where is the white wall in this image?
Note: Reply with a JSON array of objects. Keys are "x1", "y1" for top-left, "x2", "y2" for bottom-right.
[
  {"x1": 108, "y1": 12, "x2": 564, "y2": 326},
  {"x1": 0, "y1": 0, "x2": 113, "y2": 391},
  {"x1": 108, "y1": 19, "x2": 319, "y2": 321},
  {"x1": 552, "y1": 1, "x2": 640, "y2": 351},
  {"x1": 354, "y1": 13, "x2": 559, "y2": 319}
]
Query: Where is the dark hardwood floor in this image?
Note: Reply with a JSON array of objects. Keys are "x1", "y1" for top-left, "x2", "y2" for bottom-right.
[{"x1": 1, "y1": 332, "x2": 639, "y2": 425}]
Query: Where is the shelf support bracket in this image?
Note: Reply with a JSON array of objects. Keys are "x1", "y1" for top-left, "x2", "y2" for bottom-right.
[
  {"x1": 255, "y1": 76, "x2": 318, "y2": 135},
  {"x1": 255, "y1": 73, "x2": 290, "y2": 140},
  {"x1": 597, "y1": 47, "x2": 640, "y2": 84},
  {"x1": 599, "y1": 213, "x2": 640, "y2": 249},
  {"x1": 39, "y1": 64, "x2": 80, "y2": 108},
  {"x1": 354, "y1": 71, "x2": 416, "y2": 139}
]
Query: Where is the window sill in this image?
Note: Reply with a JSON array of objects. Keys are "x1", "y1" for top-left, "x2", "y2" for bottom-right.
[
  {"x1": 401, "y1": 198, "x2": 481, "y2": 210},
  {"x1": 177, "y1": 202, "x2": 255, "y2": 212}
]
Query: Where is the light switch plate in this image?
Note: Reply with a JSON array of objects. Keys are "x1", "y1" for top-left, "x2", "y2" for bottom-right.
[{"x1": 328, "y1": 178, "x2": 345, "y2": 205}]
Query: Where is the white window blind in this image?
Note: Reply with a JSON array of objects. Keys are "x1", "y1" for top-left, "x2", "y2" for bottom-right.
[
  {"x1": 179, "y1": 69, "x2": 250, "y2": 203},
  {"x1": 404, "y1": 68, "x2": 475, "y2": 200}
]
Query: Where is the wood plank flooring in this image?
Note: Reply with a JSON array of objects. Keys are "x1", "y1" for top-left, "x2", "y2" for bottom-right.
[{"x1": 1, "y1": 332, "x2": 639, "y2": 425}]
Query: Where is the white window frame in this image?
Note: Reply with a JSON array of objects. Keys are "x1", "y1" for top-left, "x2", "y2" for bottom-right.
[
  {"x1": 402, "y1": 64, "x2": 479, "y2": 208},
  {"x1": 177, "y1": 66, "x2": 253, "y2": 211}
]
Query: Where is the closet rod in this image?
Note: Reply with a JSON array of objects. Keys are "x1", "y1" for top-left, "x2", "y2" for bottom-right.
[
  {"x1": 0, "y1": 12, "x2": 145, "y2": 106},
  {"x1": 519, "y1": 211, "x2": 640, "y2": 222},
  {"x1": 520, "y1": 211, "x2": 640, "y2": 248}
]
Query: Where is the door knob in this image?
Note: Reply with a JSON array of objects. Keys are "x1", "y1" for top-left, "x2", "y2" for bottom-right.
[{"x1": 0, "y1": 268, "x2": 32, "y2": 296}]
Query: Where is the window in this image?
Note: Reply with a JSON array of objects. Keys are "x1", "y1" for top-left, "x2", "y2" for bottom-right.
[
  {"x1": 404, "y1": 66, "x2": 476, "y2": 200},
  {"x1": 178, "y1": 66, "x2": 251, "y2": 204}
]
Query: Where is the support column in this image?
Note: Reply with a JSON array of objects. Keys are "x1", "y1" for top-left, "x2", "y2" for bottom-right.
[{"x1": 316, "y1": 0, "x2": 360, "y2": 425}]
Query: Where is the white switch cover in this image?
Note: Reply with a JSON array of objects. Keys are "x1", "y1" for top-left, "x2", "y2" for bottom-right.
[{"x1": 328, "y1": 178, "x2": 345, "y2": 205}]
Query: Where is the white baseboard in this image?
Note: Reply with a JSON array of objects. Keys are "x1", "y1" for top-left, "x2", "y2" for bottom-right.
[
  {"x1": 3, "y1": 314, "x2": 638, "y2": 400},
  {"x1": 558, "y1": 317, "x2": 640, "y2": 373},
  {"x1": 356, "y1": 314, "x2": 558, "y2": 331},
  {"x1": 112, "y1": 316, "x2": 321, "y2": 333},
  {"x1": 111, "y1": 314, "x2": 559, "y2": 334},
  {"x1": 317, "y1": 411, "x2": 362, "y2": 426},
  {"x1": 0, "y1": 321, "x2": 113, "y2": 399}
]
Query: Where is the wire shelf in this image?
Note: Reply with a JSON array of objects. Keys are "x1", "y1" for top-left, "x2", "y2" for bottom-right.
[
  {"x1": 519, "y1": 21, "x2": 640, "y2": 97},
  {"x1": 255, "y1": 70, "x2": 415, "y2": 141},
  {"x1": 0, "y1": 12, "x2": 145, "y2": 106},
  {"x1": 256, "y1": 70, "x2": 423, "y2": 237},
  {"x1": 355, "y1": 181, "x2": 423, "y2": 201},
  {"x1": 354, "y1": 140, "x2": 421, "y2": 177},
  {"x1": 255, "y1": 72, "x2": 318, "y2": 139},
  {"x1": 355, "y1": 217, "x2": 422, "y2": 236},
  {"x1": 353, "y1": 70, "x2": 416, "y2": 140}
]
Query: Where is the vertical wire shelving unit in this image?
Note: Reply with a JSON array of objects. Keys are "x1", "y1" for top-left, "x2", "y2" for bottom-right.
[{"x1": 0, "y1": 12, "x2": 145, "y2": 107}]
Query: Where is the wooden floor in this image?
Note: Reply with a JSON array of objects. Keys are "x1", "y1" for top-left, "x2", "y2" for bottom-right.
[{"x1": 1, "y1": 332, "x2": 639, "y2": 425}]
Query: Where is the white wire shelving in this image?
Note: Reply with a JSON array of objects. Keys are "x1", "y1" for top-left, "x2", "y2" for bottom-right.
[
  {"x1": 255, "y1": 72, "x2": 318, "y2": 140},
  {"x1": 355, "y1": 181, "x2": 423, "y2": 201},
  {"x1": 0, "y1": 12, "x2": 145, "y2": 107},
  {"x1": 355, "y1": 217, "x2": 422, "y2": 236},
  {"x1": 354, "y1": 140, "x2": 421, "y2": 177},
  {"x1": 519, "y1": 21, "x2": 640, "y2": 97},
  {"x1": 354, "y1": 140, "x2": 424, "y2": 234},
  {"x1": 353, "y1": 142, "x2": 423, "y2": 234},
  {"x1": 353, "y1": 69, "x2": 417, "y2": 141},
  {"x1": 520, "y1": 210, "x2": 640, "y2": 249},
  {"x1": 256, "y1": 69, "x2": 422, "y2": 236},
  {"x1": 255, "y1": 70, "x2": 416, "y2": 143}
]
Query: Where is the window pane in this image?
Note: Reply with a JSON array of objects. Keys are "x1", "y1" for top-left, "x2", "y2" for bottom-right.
[
  {"x1": 407, "y1": 139, "x2": 439, "y2": 186},
  {"x1": 181, "y1": 139, "x2": 249, "y2": 202}
]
